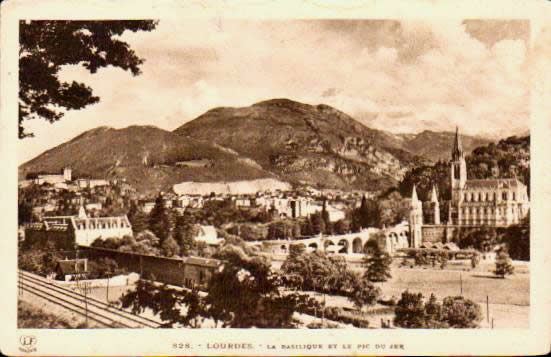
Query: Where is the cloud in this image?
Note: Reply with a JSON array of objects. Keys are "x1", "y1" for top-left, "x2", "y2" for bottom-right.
[{"x1": 19, "y1": 19, "x2": 530, "y2": 163}]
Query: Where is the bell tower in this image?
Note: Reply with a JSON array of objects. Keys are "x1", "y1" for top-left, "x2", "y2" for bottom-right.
[
  {"x1": 450, "y1": 126, "x2": 467, "y2": 200},
  {"x1": 409, "y1": 185, "x2": 423, "y2": 248},
  {"x1": 430, "y1": 186, "x2": 440, "y2": 225}
]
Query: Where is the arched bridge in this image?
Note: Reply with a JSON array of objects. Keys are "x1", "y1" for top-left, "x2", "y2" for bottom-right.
[{"x1": 259, "y1": 222, "x2": 410, "y2": 256}]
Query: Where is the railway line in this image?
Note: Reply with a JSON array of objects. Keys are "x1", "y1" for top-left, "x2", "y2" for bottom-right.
[{"x1": 18, "y1": 270, "x2": 160, "y2": 328}]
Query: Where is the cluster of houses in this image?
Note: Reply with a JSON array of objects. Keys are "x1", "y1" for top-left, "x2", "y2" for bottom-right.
[
  {"x1": 137, "y1": 188, "x2": 367, "y2": 223},
  {"x1": 20, "y1": 167, "x2": 115, "y2": 190},
  {"x1": 20, "y1": 168, "x2": 136, "y2": 219}
]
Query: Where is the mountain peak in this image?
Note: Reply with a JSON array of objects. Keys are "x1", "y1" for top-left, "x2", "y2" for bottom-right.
[
  {"x1": 252, "y1": 98, "x2": 306, "y2": 108},
  {"x1": 175, "y1": 98, "x2": 420, "y2": 192}
]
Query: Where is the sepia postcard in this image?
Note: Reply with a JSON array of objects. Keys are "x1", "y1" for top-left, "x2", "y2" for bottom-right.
[{"x1": 1, "y1": 0, "x2": 550, "y2": 355}]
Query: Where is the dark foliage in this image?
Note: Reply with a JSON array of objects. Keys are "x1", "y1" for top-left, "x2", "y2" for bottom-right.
[
  {"x1": 362, "y1": 244, "x2": 392, "y2": 282},
  {"x1": 120, "y1": 244, "x2": 312, "y2": 328},
  {"x1": 19, "y1": 20, "x2": 157, "y2": 138},
  {"x1": 394, "y1": 290, "x2": 482, "y2": 328},
  {"x1": 495, "y1": 250, "x2": 515, "y2": 278}
]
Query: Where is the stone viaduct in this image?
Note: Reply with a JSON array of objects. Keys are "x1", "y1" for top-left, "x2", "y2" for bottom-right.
[{"x1": 259, "y1": 222, "x2": 410, "y2": 256}]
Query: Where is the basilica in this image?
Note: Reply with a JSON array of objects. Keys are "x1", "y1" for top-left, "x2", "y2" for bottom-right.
[{"x1": 408, "y1": 128, "x2": 530, "y2": 248}]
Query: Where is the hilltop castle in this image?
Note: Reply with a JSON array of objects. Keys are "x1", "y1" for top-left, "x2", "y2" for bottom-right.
[{"x1": 408, "y1": 127, "x2": 530, "y2": 248}]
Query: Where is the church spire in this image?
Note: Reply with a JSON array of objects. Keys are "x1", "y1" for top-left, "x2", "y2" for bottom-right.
[
  {"x1": 431, "y1": 186, "x2": 438, "y2": 202},
  {"x1": 452, "y1": 126, "x2": 464, "y2": 160},
  {"x1": 78, "y1": 197, "x2": 87, "y2": 219},
  {"x1": 411, "y1": 184, "x2": 419, "y2": 203}
]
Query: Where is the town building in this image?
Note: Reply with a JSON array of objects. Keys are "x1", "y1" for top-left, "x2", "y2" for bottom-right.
[
  {"x1": 24, "y1": 205, "x2": 132, "y2": 249},
  {"x1": 54, "y1": 258, "x2": 89, "y2": 281},
  {"x1": 33, "y1": 167, "x2": 72, "y2": 185},
  {"x1": 194, "y1": 225, "x2": 224, "y2": 246},
  {"x1": 80, "y1": 246, "x2": 221, "y2": 289},
  {"x1": 76, "y1": 178, "x2": 109, "y2": 189}
]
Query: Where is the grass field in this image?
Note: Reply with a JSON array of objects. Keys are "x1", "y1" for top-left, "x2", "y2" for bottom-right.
[
  {"x1": 301, "y1": 264, "x2": 530, "y2": 328},
  {"x1": 380, "y1": 267, "x2": 529, "y2": 306}
]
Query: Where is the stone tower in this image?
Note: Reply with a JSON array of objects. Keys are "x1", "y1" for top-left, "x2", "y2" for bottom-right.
[
  {"x1": 430, "y1": 186, "x2": 440, "y2": 225},
  {"x1": 409, "y1": 184, "x2": 423, "y2": 248},
  {"x1": 450, "y1": 126, "x2": 467, "y2": 199}
]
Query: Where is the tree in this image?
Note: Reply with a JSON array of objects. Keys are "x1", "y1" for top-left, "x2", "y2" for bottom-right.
[
  {"x1": 173, "y1": 211, "x2": 198, "y2": 256},
  {"x1": 127, "y1": 201, "x2": 148, "y2": 234},
  {"x1": 19, "y1": 20, "x2": 157, "y2": 138},
  {"x1": 501, "y1": 213, "x2": 530, "y2": 261},
  {"x1": 440, "y1": 296, "x2": 482, "y2": 328},
  {"x1": 118, "y1": 230, "x2": 160, "y2": 255},
  {"x1": 321, "y1": 199, "x2": 331, "y2": 234},
  {"x1": 438, "y1": 252, "x2": 449, "y2": 270},
  {"x1": 414, "y1": 251, "x2": 429, "y2": 266},
  {"x1": 88, "y1": 257, "x2": 121, "y2": 279},
  {"x1": 18, "y1": 201, "x2": 33, "y2": 225},
  {"x1": 300, "y1": 218, "x2": 315, "y2": 236},
  {"x1": 120, "y1": 279, "x2": 207, "y2": 328},
  {"x1": 348, "y1": 279, "x2": 381, "y2": 312},
  {"x1": 267, "y1": 221, "x2": 286, "y2": 240},
  {"x1": 495, "y1": 250, "x2": 514, "y2": 278},
  {"x1": 470, "y1": 253, "x2": 480, "y2": 270},
  {"x1": 352, "y1": 196, "x2": 381, "y2": 229},
  {"x1": 120, "y1": 244, "x2": 311, "y2": 328},
  {"x1": 378, "y1": 191, "x2": 409, "y2": 227},
  {"x1": 334, "y1": 219, "x2": 350, "y2": 235},
  {"x1": 362, "y1": 245, "x2": 392, "y2": 282},
  {"x1": 148, "y1": 194, "x2": 171, "y2": 244},
  {"x1": 310, "y1": 213, "x2": 326, "y2": 235},
  {"x1": 423, "y1": 293, "x2": 446, "y2": 328},
  {"x1": 161, "y1": 236, "x2": 180, "y2": 257},
  {"x1": 393, "y1": 290, "x2": 426, "y2": 328},
  {"x1": 394, "y1": 291, "x2": 482, "y2": 328},
  {"x1": 281, "y1": 249, "x2": 360, "y2": 297}
]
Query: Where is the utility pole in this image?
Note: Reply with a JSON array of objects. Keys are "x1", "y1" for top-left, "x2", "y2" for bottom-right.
[
  {"x1": 106, "y1": 272, "x2": 111, "y2": 305},
  {"x1": 460, "y1": 273, "x2": 463, "y2": 295},
  {"x1": 77, "y1": 276, "x2": 91, "y2": 327},
  {"x1": 18, "y1": 272, "x2": 23, "y2": 296},
  {"x1": 486, "y1": 295, "x2": 490, "y2": 327},
  {"x1": 322, "y1": 292, "x2": 325, "y2": 327},
  {"x1": 84, "y1": 282, "x2": 89, "y2": 326}
]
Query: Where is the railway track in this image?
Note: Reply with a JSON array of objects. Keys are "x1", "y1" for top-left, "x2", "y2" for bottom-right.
[{"x1": 18, "y1": 270, "x2": 160, "y2": 328}]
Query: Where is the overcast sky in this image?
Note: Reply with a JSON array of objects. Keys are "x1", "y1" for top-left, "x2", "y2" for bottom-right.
[{"x1": 19, "y1": 19, "x2": 530, "y2": 164}]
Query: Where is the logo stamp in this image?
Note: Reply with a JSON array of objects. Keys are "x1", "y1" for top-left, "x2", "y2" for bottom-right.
[{"x1": 19, "y1": 335, "x2": 37, "y2": 353}]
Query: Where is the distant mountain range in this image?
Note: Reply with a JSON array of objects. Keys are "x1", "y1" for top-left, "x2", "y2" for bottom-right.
[
  {"x1": 19, "y1": 98, "x2": 499, "y2": 194},
  {"x1": 395, "y1": 130, "x2": 492, "y2": 162}
]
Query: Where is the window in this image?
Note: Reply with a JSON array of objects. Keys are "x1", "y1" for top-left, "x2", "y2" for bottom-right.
[
  {"x1": 464, "y1": 193, "x2": 468, "y2": 201},
  {"x1": 493, "y1": 192, "x2": 497, "y2": 201},
  {"x1": 502, "y1": 192, "x2": 507, "y2": 200},
  {"x1": 513, "y1": 192, "x2": 516, "y2": 201}
]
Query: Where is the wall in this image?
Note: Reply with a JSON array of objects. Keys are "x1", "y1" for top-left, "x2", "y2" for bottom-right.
[
  {"x1": 79, "y1": 246, "x2": 215, "y2": 288},
  {"x1": 421, "y1": 226, "x2": 447, "y2": 244}
]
